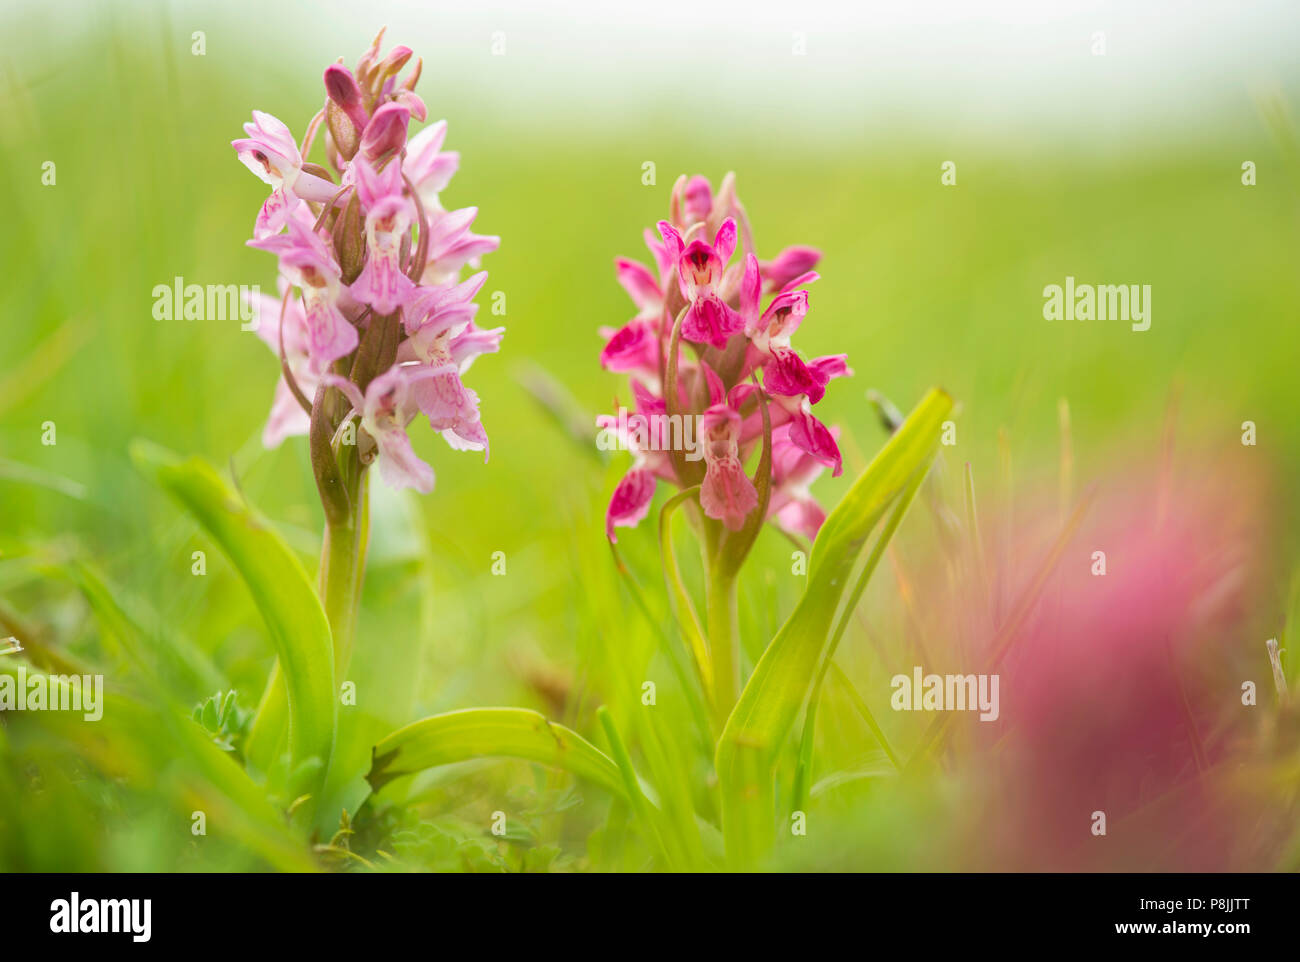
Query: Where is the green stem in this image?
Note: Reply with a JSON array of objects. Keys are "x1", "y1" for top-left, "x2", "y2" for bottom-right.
[
  {"x1": 243, "y1": 457, "x2": 369, "y2": 781},
  {"x1": 706, "y1": 566, "x2": 740, "y2": 725},
  {"x1": 321, "y1": 452, "x2": 369, "y2": 679}
]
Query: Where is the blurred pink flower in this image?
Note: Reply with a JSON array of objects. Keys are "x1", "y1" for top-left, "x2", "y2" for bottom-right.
[{"x1": 942, "y1": 455, "x2": 1276, "y2": 870}]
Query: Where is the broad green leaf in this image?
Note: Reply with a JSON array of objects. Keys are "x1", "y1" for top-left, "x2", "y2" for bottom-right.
[
  {"x1": 790, "y1": 473, "x2": 921, "y2": 811},
  {"x1": 128, "y1": 440, "x2": 335, "y2": 801},
  {"x1": 716, "y1": 387, "x2": 952, "y2": 867},
  {"x1": 367, "y1": 707, "x2": 626, "y2": 800}
]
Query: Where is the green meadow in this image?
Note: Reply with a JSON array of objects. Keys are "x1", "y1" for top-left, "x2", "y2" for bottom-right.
[{"x1": 1, "y1": 13, "x2": 1298, "y2": 871}]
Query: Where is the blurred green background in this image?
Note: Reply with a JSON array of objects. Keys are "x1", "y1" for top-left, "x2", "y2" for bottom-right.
[{"x1": 1, "y1": 1, "x2": 1298, "y2": 870}]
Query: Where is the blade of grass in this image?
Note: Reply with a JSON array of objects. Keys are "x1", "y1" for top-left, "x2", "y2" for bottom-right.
[
  {"x1": 596, "y1": 706, "x2": 676, "y2": 869},
  {"x1": 716, "y1": 387, "x2": 952, "y2": 868}
]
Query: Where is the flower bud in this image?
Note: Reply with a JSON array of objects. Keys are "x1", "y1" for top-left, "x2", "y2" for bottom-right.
[
  {"x1": 332, "y1": 190, "x2": 366, "y2": 286},
  {"x1": 326, "y1": 100, "x2": 361, "y2": 162},
  {"x1": 395, "y1": 90, "x2": 427, "y2": 123},
  {"x1": 376, "y1": 45, "x2": 412, "y2": 84},
  {"x1": 360, "y1": 102, "x2": 410, "y2": 162},
  {"x1": 324, "y1": 64, "x2": 370, "y2": 132}
]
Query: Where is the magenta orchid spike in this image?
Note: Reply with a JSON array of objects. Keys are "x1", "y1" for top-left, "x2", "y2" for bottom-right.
[
  {"x1": 600, "y1": 172, "x2": 846, "y2": 545},
  {"x1": 599, "y1": 171, "x2": 849, "y2": 720},
  {"x1": 233, "y1": 29, "x2": 501, "y2": 501}
]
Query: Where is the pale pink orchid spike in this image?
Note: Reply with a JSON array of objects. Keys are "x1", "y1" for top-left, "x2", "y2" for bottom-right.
[{"x1": 233, "y1": 33, "x2": 501, "y2": 500}]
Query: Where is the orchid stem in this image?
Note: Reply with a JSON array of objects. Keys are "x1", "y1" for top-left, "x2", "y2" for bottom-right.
[
  {"x1": 706, "y1": 565, "x2": 740, "y2": 725},
  {"x1": 320, "y1": 446, "x2": 370, "y2": 679}
]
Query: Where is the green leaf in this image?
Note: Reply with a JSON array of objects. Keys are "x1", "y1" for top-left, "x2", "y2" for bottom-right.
[
  {"x1": 128, "y1": 440, "x2": 335, "y2": 802},
  {"x1": 715, "y1": 387, "x2": 953, "y2": 868},
  {"x1": 367, "y1": 707, "x2": 627, "y2": 801}
]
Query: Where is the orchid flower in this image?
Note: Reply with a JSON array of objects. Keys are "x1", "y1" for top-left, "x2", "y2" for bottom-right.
[
  {"x1": 247, "y1": 282, "x2": 318, "y2": 448},
  {"x1": 597, "y1": 172, "x2": 848, "y2": 722},
  {"x1": 661, "y1": 218, "x2": 745, "y2": 349},
  {"x1": 766, "y1": 423, "x2": 835, "y2": 541},
  {"x1": 324, "y1": 367, "x2": 434, "y2": 493},
  {"x1": 232, "y1": 111, "x2": 338, "y2": 240},
  {"x1": 600, "y1": 380, "x2": 680, "y2": 541},
  {"x1": 234, "y1": 28, "x2": 502, "y2": 515},
  {"x1": 350, "y1": 155, "x2": 416, "y2": 315},
  {"x1": 598, "y1": 247, "x2": 671, "y2": 379},
  {"x1": 738, "y1": 254, "x2": 827, "y2": 403},
  {"x1": 248, "y1": 210, "x2": 358, "y2": 368},
  {"x1": 600, "y1": 172, "x2": 847, "y2": 541},
  {"x1": 404, "y1": 120, "x2": 460, "y2": 211},
  {"x1": 223, "y1": 31, "x2": 506, "y2": 820},
  {"x1": 699, "y1": 398, "x2": 759, "y2": 532}
]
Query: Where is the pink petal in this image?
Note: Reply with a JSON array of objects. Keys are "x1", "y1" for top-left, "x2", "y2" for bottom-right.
[
  {"x1": 763, "y1": 345, "x2": 827, "y2": 403},
  {"x1": 600, "y1": 319, "x2": 658, "y2": 373},
  {"x1": 700, "y1": 457, "x2": 758, "y2": 531},
  {"x1": 360, "y1": 102, "x2": 410, "y2": 160},
  {"x1": 681, "y1": 295, "x2": 743, "y2": 349},
  {"x1": 443, "y1": 417, "x2": 490, "y2": 461},
  {"x1": 683, "y1": 175, "x2": 713, "y2": 224},
  {"x1": 303, "y1": 294, "x2": 359, "y2": 368},
  {"x1": 761, "y1": 246, "x2": 822, "y2": 292},
  {"x1": 644, "y1": 228, "x2": 673, "y2": 278},
  {"x1": 678, "y1": 240, "x2": 722, "y2": 299},
  {"x1": 254, "y1": 188, "x2": 298, "y2": 240},
  {"x1": 656, "y1": 221, "x2": 684, "y2": 268},
  {"x1": 410, "y1": 364, "x2": 480, "y2": 433},
  {"x1": 291, "y1": 170, "x2": 340, "y2": 204},
  {"x1": 712, "y1": 218, "x2": 737, "y2": 266},
  {"x1": 773, "y1": 495, "x2": 827, "y2": 542},
  {"x1": 606, "y1": 467, "x2": 657, "y2": 542},
  {"x1": 760, "y1": 289, "x2": 809, "y2": 341},
  {"x1": 449, "y1": 324, "x2": 504, "y2": 372},
  {"x1": 808, "y1": 353, "x2": 852, "y2": 382},
  {"x1": 787, "y1": 408, "x2": 843, "y2": 477},
  {"x1": 352, "y1": 245, "x2": 414, "y2": 315},
  {"x1": 262, "y1": 377, "x2": 312, "y2": 449},
  {"x1": 615, "y1": 258, "x2": 662, "y2": 314},
  {"x1": 375, "y1": 426, "x2": 435, "y2": 493},
  {"x1": 778, "y1": 271, "x2": 820, "y2": 295}
]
